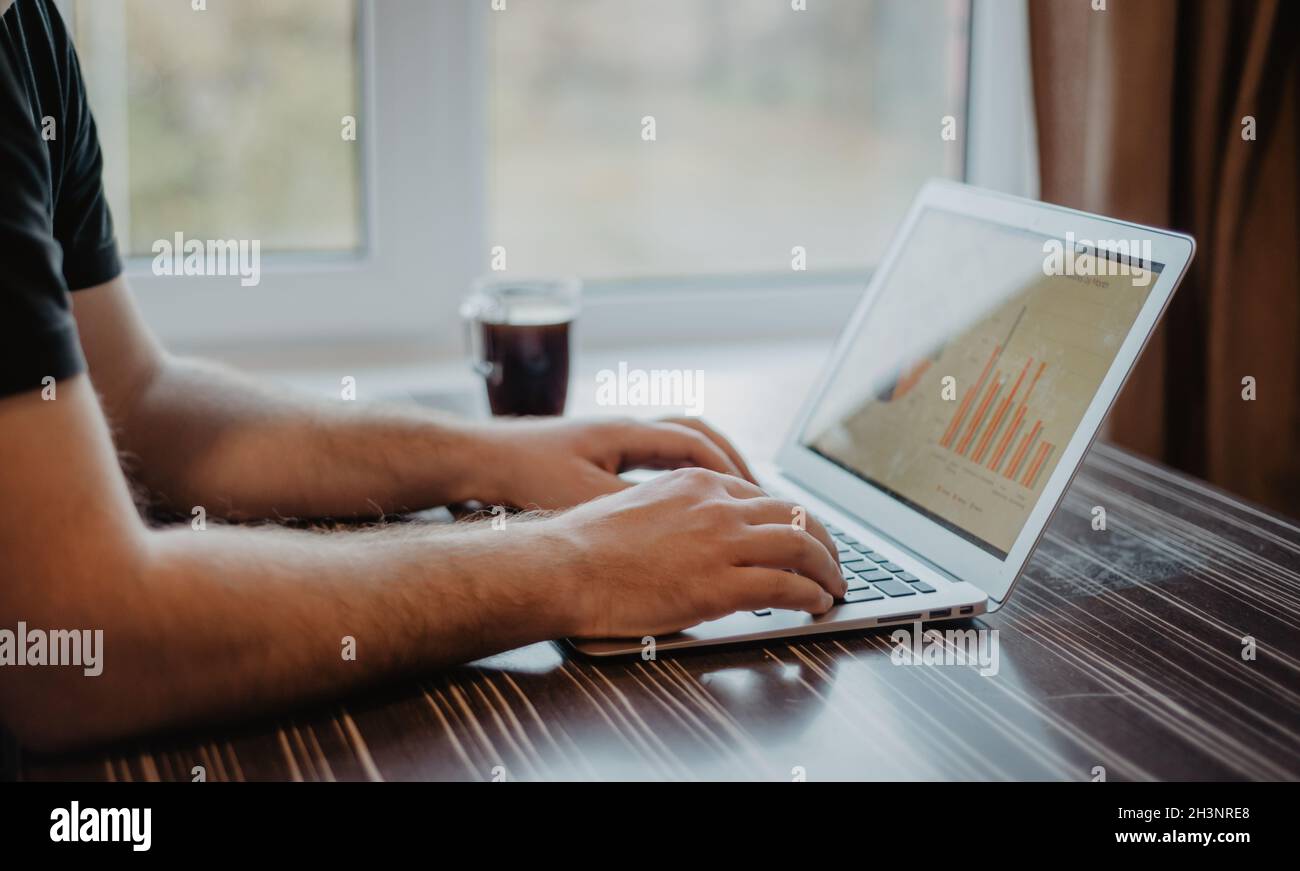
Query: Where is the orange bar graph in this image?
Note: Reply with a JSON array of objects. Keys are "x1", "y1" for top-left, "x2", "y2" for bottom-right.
[
  {"x1": 956, "y1": 371, "x2": 1003, "y2": 456},
  {"x1": 973, "y1": 357, "x2": 1033, "y2": 464},
  {"x1": 1022, "y1": 441, "x2": 1053, "y2": 489},
  {"x1": 988, "y1": 406, "x2": 1026, "y2": 472},
  {"x1": 941, "y1": 344, "x2": 1001, "y2": 448},
  {"x1": 1005, "y1": 420, "x2": 1042, "y2": 480},
  {"x1": 988, "y1": 361, "x2": 1045, "y2": 471}
]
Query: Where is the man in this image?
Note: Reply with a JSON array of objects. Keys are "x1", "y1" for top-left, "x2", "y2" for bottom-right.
[{"x1": 0, "y1": 0, "x2": 843, "y2": 754}]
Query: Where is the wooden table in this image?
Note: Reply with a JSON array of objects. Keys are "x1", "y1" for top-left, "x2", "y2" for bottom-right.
[
  {"x1": 16, "y1": 341, "x2": 1300, "y2": 781},
  {"x1": 23, "y1": 440, "x2": 1300, "y2": 782}
]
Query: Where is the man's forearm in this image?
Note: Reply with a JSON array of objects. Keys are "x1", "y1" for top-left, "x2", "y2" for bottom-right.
[
  {"x1": 115, "y1": 357, "x2": 490, "y2": 518},
  {"x1": 10, "y1": 517, "x2": 580, "y2": 752}
]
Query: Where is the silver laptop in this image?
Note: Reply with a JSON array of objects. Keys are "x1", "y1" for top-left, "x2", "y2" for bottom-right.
[{"x1": 572, "y1": 180, "x2": 1195, "y2": 656}]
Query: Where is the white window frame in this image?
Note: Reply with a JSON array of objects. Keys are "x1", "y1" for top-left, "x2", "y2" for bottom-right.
[{"x1": 81, "y1": 0, "x2": 1036, "y2": 354}]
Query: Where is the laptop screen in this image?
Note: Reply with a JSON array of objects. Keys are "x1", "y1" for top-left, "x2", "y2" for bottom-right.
[{"x1": 800, "y1": 207, "x2": 1164, "y2": 559}]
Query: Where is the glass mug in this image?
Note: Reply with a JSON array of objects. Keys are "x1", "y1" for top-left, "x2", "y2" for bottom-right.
[{"x1": 460, "y1": 277, "x2": 582, "y2": 417}]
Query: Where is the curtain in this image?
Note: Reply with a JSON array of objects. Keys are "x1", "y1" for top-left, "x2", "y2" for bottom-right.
[{"x1": 1028, "y1": 0, "x2": 1300, "y2": 517}]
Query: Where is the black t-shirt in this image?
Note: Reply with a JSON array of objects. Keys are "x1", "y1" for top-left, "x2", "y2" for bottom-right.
[
  {"x1": 1, "y1": 0, "x2": 120, "y2": 771},
  {"x1": 0, "y1": 0, "x2": 121, "y2": 399}
]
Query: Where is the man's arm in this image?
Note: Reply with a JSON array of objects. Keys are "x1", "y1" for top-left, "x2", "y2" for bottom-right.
[
  {"x1": 74, "y1": 277, "x2": 496, "y2": 517},
  {"x1": 0, "y1": 377, "x2": 842, "y2": 753},
  {"x1": 74, "y1": 276, "x2": 753, "y2": 519},
  {"x1": 0, "y1": 376, "x2": 578, "y2": 751}
]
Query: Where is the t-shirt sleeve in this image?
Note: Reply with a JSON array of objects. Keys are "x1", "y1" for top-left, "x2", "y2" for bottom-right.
[
  {"x1": 48, "y1": 1, "x2": 121, "y2": 291},
  {"x1": 0, "y1": 42, "x2": 86, "y2": 399}
]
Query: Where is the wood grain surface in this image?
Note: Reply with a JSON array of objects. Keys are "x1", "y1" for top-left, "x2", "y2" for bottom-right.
[{"x1": 23, "y1": 442, "x2": 1300, "y2": 781}]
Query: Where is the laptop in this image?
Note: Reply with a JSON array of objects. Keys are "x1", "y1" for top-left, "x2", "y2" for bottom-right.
[{"x1": 572, "y1": 180, "x2": 1195, "y2": 656}]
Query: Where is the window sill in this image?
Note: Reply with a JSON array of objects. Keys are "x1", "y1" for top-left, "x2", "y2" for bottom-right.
[
  {"x1": 226, "y1": 334, "x2": 837, "y2": 461},
  {"x1": 159, "y1": 277, "x2": 863, "y2": 361}
]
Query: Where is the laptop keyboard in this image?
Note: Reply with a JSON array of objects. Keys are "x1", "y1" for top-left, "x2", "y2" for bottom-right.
[{"x1": 824, "y1": 523, "x2": 937, "y2": 602}]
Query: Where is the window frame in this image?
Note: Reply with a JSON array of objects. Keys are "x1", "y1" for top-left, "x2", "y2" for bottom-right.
[{"x1": 77, "y1": 0, "x2": 1036, "y2": 353}]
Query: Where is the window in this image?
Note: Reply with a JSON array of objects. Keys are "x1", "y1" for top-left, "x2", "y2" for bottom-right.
[
  {"x1": 62, "y1": 0, "x2": 1032, "y2": 350},
  {"x1": 73, "y1": 0, "x2": 363, "y2": 257},
  {"x1": 489, "y1": 0, "x2": 969, "y2": 278}
]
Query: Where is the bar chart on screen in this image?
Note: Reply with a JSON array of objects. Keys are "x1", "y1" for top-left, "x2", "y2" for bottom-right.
[
  {"x1": 938, "y1": 312, "x2": 1058, "y2": 492},
  {"x1": 911, "y1": 272, "x2": 1152, "y2": 551},
  {"x1": 804, "y1": 205, "x2": 1162, "y2": 555},
  {"x1": 878, "y1": 301, "x2": 1080, "y2": 552},
  {"x1": 929, "y1": 302, "x2": 1079, "y2": 511},
  {"x1": 809, "y1": 273, "x2": 1154, "y2": 554}
]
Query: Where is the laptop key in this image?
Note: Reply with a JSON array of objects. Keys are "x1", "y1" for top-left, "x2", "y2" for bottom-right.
[
  {"x1": 843, "y1": 559, "x2": 869, "y2": 571},
  {"x1": 859, "y1": 568, "x2": 892, "y2": 582},
  {"x1": 897, "y1": 572, "x2": 919, "y2": 582},
  {"x1": 844, "y1": 588, "x2": 885, "y2": 603},
  {"x1": 850, "y1": 543, "x2": 873, "y2": 554},
  {"x1": 881, "y1": 562, "x2": 904, "y2": 573},
  {"x1": 845, "y1": 576, "x2": 871, "y2": 592},
  {"x1": 872, "y1": 579, "x2": 916, "y2": 597},
  {"x1": 869, "y1": 553, "x2": 891, "y2": 563},
  {"x1": 910, "y1": 581, "x2": 937, "y2": 593}
]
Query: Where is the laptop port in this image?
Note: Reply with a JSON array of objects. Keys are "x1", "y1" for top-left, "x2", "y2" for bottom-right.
[
  {"x1": 928, "y1": 609, "x2": 951, "y2": 618},
  {"x1": 879, "y1": 613, "x2": 922, "y2": 624},
  {"x1": 959, "y1": 606, "x2": 974, "y2": 615}
]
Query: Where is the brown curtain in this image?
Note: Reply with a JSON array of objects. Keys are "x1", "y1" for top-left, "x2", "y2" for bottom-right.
[{"x1": 1029, "y1": 0, "x2": 1300, "y2": 517}]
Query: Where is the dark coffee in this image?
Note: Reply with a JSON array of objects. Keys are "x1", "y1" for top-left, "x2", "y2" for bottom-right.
[{"x1": 479, "y1": 319, "x2": 571, "y2": 416}]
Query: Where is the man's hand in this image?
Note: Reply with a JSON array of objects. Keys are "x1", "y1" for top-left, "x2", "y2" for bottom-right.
[
  {"x1": 537, "y1": 467, "x2": 845, "y2": 638},
  {"x1": 471, "y1": 416, "x2": 757, "y2": 509}
]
